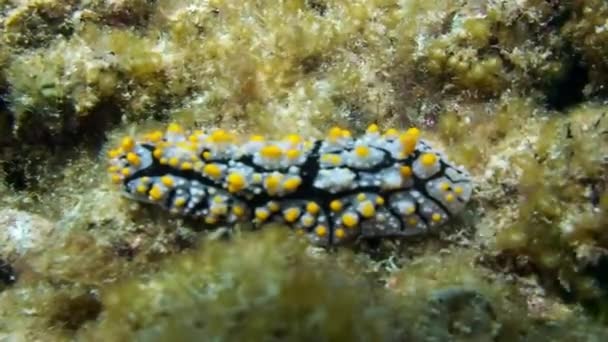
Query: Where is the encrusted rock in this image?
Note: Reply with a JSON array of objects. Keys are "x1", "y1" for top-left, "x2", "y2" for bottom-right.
[{"x1": 0, "y1": 209, "x2": 55, "y2": 261}]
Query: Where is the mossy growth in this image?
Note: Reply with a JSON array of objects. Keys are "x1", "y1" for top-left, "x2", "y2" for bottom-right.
[
  {"x1": 436, "y1": 95, "x2": 537, "y2": 171},
  {"x1": 388, "y1": 247, "x2": 608, "y2": 341},
  {"x1": 494, "y1": 103, "x2": 608, "y2": 307},
  {"x1": 563, "y1": 0, "x2": 608, "y2": 96},
  {"x1": 4, "y1": 23, "x2": 173, "y2": 143},
  {"x1": 78, "y1": 228, "x2": 416, "y2": 341},
  {"x1": 47, "y1": 229, "x2": 600, "y2": 341},
  {"x1": 1, "y1": 0, "x2": 77, "y2": 48},
  {"x1": 411, "y1": 1, "x2": 571, "y2": 98}
]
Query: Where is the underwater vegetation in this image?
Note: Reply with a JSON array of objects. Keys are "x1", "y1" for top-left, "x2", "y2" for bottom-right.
[
  {"x1": 492, "y1": 104, "x2": 608, "y2": 307},
  {"x1": 0, "y1": 0, "x2": 607, "y2": 340}
]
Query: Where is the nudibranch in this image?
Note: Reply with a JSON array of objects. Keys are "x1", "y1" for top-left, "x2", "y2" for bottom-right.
[{"x1": 107, "y1": 124, "x2": 472, "y2": 246}]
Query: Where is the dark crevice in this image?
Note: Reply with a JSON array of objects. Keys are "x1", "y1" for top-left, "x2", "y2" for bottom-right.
[
  {"x1": 1, "y1": 96, "x2": 123, "y2": 191},
  {"x1": 305, "y1": 0, "x2": 327, "y2": 16},
  {"x1": 579, "y1": 254, "x2": 608, "y2": 319},
  {"x1": 0, "y1": 86, "x2": 13, "y2": 147},
  {"x1": 2, "y1": 156, "x2": 29, "y2": 191},
  {"x1": 300, "y1": 54, "x2": 324, "y2": 74},
  {"x1": 49, "y1": 291, "x2": 103, "y2": 331},
  {"x1": 544, "y1": 51, "x2": 588, "y2": 111},
  {"x1": 0, "y1": 259, "x2": 17, "y2": 289},
  {"x1": 15, "y1": 97, "x2": 123, "y2": 149}
]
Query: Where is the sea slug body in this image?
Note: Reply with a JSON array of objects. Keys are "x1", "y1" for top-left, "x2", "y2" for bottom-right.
[{"x1": 107, "y1": 124, "x2": 473, "y2": 246}]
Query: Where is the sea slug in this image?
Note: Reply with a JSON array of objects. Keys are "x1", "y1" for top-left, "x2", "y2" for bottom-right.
[{"x1": 107, "y1": 124, "x2": 472, "y2": 246}]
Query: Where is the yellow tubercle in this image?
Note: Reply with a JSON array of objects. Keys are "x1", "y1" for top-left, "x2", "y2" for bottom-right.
[
  {"x1": 399, "y1": 134, "x2": 417, "y2": 156},
  {"x1": 330, "y1": 200, "x2": 343, "y2": 212},
  {"x1": 121, "y1": 137, "x2": 135, "y2": 151},
  {"x1": 284, "y1": 134, "x2": 301, "y2": 145},
  {"x1": 188, "y1": 134, "x2": 199, "y2": 143},
  {"x1": 405, "y1": 127, "x2": 420, "y2": 139},
  {"x1": 260, "y1": 145, "x2": 283, "y2": 159},
  {"x1": 366, "y1": 123, "x2": 379, "y2": 134},
  {"x1": 384, "y1": 128, "x2": 398, "y2": 138},
  {"x1": 283, "y1": 208, "x2": 301, "y2": 223},
  {"x1": 321, "y1": 153, "x2": 342, "y2": 166},
  {"x1": 264, "y1": 174, "x2": 282, "y2": 192},
  {"x1": 203, "y1": 164, "x2": 222, "y2": 178},
  {"x1": 445, "y1": 194, "x2": 455, "y2": 202},
  {"x1": 108, "y1": 148, "x2": 122, "y2": 159},
  {"x1": 431, "y1": 213, "x2": 442, "y2": 222},
  {"x1": 286, "y1": 149, "x2": 300, "y2": 160},
  {"x1": 454, "y1": 186, "x2": 463, "y2": 195},
  {"x1": 400, "y1": 166, "x2": 412, "y2": 177},
  {"x1": 169, "y1": 157, "x2": 180, "y2": 167},
  {"x1": 149, "y1": 185, "x2": 163, "y2": 201},
  {"x1": 161, "y1": 176, "x2": 174, "y2": 187},
  {"x1": 252, "y1": 173, "x2": 263, "y2": 183},
  {"x1": 250, "y1": 135, "x2": 265, "y2": 142},
  {"x1": 315, "y1": 225, "x2": 328, "y2": 237},
  {"x1": 420, "y1": 153, "x2": 437, "y2": 167},
  {"x1": 354, "y1": 145, "x2": 370, "y2": 158},
  {"x1": 359, "y1": 201, "x2": 376, "y2": 218},
  {"x1": 375, "y1": 196, "x2": 385, "y2": 205},
  {"x1": 255, "y1": 208, "x2": 270, "y2": 221},
  {"x1": 227, "y1": 172, "x2": 246, "y2": 193},
  {"x1": 407, "y1": 217, "x2": 417, "y2": 225},
  {"x1": 202, "y1": 151, "x2": 212, "y2": 160},
  {"x1": 210, "y1": 204, "x2": 228, "y2": 215},
  {"x1": 232, "y1": 205, "x2": 245, "y2": 217},
  {"x1": 283, "y1": 177, "x2": 301, "y2": 191},
  {"x1": 205, "y1": 216, "x2": 218, "y2": 224},
  {"x1": 301, "y1": 215, "x2": 315, "y2": 226},
  {"x1": 136, "y1": 184, "x2": 147, "y2": 194},
  {"x1": 145, "y1": 130, "x2": 164, "y2": 142},
  {"x1": 439, "y1": 182, "x2": 450, "y2": 191},
  {"x1": 327, "y1": 126, "x2": 343, "y2": 142},
  {"x1": 306, "y1": 202, "x2": 320, "y2": 215},
  {"x1": 126, "y1": 152, "x2": 140, "y2": 166},
  {"x1": 335, "y1": 228, "x2": 346, "y2": 239},
  {"x1": 268, "y1": 201, "x2": 280, "y2": 212},
  {"x1": 181, "y1": 162, "x2": 193, "y2": 170},
  {"x1": 167, "y1": 123, "x2": 183, "y2": 133},
  {"x1": 209, "y1": 129, "x2": 234, "y2": 143},
  {"x1": 177, "y1": 141, "x2": 197, "y2": 151},
  {"x1": 342, "y1": 212, "x2": 359, "y2": 228},
  {"x1": 108, "y1": 165, "x2": 119, "y2": 173},
  {"x1": 111, "y1": 174, "x2": 122, "y2": 184},
  {"x1": 153, "y1": 148, "x2": 163, "y2": 159},
  {"x1": 121, "y1": 168, "x2": 131, "y2": 176},
  {"x1": 174, "y1": 197, "x2": 187, "y2": 207}
]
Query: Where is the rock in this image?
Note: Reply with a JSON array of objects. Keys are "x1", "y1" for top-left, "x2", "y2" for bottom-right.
[
  {"x1": 426, "y1": 287, "x2": 500, "y2": 341},
  {"x1": 0, "y1": 209, "x2": 55, "y2": 261}
]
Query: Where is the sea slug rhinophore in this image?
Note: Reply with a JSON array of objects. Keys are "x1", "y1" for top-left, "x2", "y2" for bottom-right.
[{"x1": 107, "y1": 124, "x2": 473, "y2": 246}]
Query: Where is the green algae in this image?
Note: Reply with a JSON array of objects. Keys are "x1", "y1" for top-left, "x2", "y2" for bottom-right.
[
  {"x1": 492, "y1": 103, "x2": 608, "y2": 303},
  {"x1": 563, "y1": 0, "x2": 608, "y2": 96}
]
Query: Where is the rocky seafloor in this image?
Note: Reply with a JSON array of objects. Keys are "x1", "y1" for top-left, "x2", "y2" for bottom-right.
[{"x1": 1, "y1": 0, "x2": 608, "y2": 341}]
